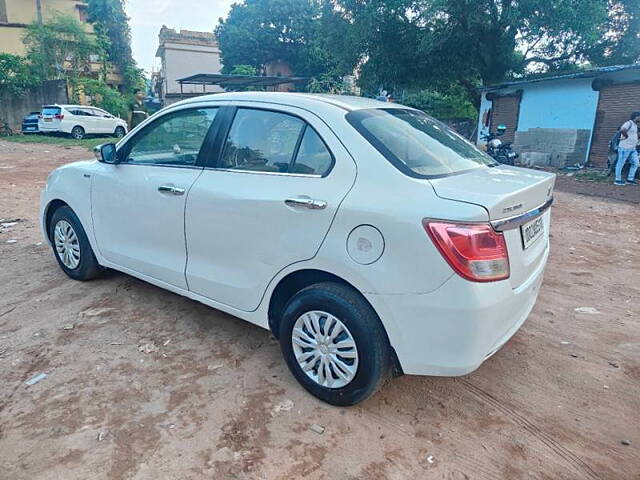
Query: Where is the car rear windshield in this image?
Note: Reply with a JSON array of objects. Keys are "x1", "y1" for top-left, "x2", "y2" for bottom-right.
[
  {"x1": 42, "y1": 107, "x2": 61, "y2": 115},
  {"x1": 346, "y1": 108, "x2": 496, "y2": 178}
]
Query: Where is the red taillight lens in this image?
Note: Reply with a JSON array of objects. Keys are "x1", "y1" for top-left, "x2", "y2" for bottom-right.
[
  {"x1": 423, "y1": 220, "x2": 510, "y2": 282},
  {"x1": 54, "y1": 114, "x2": 64, "y2": 120}
]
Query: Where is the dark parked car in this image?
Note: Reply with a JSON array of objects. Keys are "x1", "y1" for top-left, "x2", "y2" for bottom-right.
[{"x1": 22, "y1": 111, "x2": 41, "y2": 134}]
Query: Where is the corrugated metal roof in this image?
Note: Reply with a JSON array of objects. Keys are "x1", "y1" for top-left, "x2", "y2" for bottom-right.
[
  {"x1": 177, "y1": 73, "x2": 308, "y2": 87},
  {"x1": 480, "y1": 63, "x2": 640, "y2": 91}
]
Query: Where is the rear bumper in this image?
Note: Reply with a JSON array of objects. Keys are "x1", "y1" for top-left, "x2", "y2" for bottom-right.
[
  {"x1": 38, "y1": 126, "x2": 61, "y2": 133},
  {"x1": 366, "y1": 244, "x2": 548, "y2": 376}
]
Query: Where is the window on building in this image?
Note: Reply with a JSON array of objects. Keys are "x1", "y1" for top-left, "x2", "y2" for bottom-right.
[{"x1": 77, "y1": 5, "x2": 88, "y2": 23}]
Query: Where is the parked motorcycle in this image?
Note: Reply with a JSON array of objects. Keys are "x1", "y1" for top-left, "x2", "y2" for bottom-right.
[{"x1": 481, "y1": 125, "x2": 518, "y2": 165}]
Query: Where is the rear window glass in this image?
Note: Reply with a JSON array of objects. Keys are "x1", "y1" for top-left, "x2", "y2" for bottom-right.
[
  {"x1": 347, "y1": 108, "x2": 495, "y2": 178},
  {"x1": 42, "y1": 107, "x2": 61, "y2": 115}
]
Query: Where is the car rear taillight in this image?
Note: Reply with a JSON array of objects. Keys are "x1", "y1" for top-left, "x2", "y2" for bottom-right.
[
  {"x1": 54, "y1": 114, "x2": 64, "y2": 120},
  {"x1": 38, "y1": 114, "x2": 43, "y2": 119},
  {"x1": 423, "y1": 220, "x2": 510, "y2": 282}
]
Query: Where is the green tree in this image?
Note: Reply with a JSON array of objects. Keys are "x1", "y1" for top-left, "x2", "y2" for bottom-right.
[
  {"x1": 216, "y1": 0, "x2": 356, "y2": 78},
  {"x1": 337, "y1": 0, "x2": 639, "y2": 106},
  {"x1": 0, "y1": 54, "x2": 40, "y2": 96},
  {"x1": 23, "y1": 13, "x2": 99, "y2": 86},
  {"x1": 86, "y1": 0, "x2": 145, "y2": 92},
  {"x1": 230, "y1": 64, "x2": 258, "y2": 76}
]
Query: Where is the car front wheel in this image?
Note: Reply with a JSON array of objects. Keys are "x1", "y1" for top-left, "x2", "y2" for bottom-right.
[
  {"x1": 114, "y1": 126, "x2": 126, "y2": 138},
  {"x1": 279, "y1": 282, "x2": 391, "y2": 406},
  {"x1": 49, "y1": 206, "x2": 102, "y2": 281}
]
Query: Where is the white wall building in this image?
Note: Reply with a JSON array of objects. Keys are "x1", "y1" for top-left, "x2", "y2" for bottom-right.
[{"x1": 155, "y1": 26, "x2": 224, "y2": 105}]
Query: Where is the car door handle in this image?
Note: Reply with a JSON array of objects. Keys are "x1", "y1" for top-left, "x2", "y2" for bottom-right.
[
  {"x1": 158, "y1": 185, "x2": 185, "y2": 195},
  {"x1": 284, "y1": 197, "x2": 327, "y2": 210}
]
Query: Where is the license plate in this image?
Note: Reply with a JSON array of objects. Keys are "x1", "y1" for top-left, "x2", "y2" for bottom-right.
[
  {"x1": 44, "y1": 118, "x2": 52, "y2": 122},
  {"x1": 26, "y1": 127, "x2": 36, "y2": 130},
  {"x1": 520, "y1": 216, "x2": 544, "y2": 249}
]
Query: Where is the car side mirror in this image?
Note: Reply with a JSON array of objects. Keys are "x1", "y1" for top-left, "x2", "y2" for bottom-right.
[{"x1": 94, "y1": 143, "x2": 119, "y2": 164}]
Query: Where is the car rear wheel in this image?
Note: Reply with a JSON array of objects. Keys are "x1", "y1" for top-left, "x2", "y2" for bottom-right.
[
  {"x1": 279, "y1": 282, "x2": 391, "y2": 406},
  {"x1": 114, "y1": 126, "x2": 126, "y2": 138},
  {"x1": 70, "y1": 126, "x2": 85, "y2": 140},
  {"x1": 49, "y1": 206, "x2": 102, "y2": 281}
]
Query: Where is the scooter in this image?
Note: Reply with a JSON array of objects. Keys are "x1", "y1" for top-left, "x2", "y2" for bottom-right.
[{"x1": 481, "y1": 125, "x2": 518, "y2": 165}]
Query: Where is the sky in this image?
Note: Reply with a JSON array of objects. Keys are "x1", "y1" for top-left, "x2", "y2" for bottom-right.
[{"x1": 125, "y1": 0, "x2": 236, "y2": 74}]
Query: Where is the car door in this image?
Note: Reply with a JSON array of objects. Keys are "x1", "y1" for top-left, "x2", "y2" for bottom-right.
[
  {"x1": 90, "y1": 108, "x2": 114, "y2": 134},
  {"x1": 92, "y1": 105, "x2": 221, "y2": 289},
  {"x1": 75, "y1": 108, "x2": 97, "y2": 133},
  {"x1": 185, "y1": 104, "x2": 357, "y2": 311}
]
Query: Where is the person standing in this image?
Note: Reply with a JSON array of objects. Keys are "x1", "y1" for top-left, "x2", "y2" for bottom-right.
[
  {"x1": 128, "y1": 89, "x2": 149, "y2": 131},
  {"x1": 614, "y1": 111, "x2": 640, "y2": 186}
]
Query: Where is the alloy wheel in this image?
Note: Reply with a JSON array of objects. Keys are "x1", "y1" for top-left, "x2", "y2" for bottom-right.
[
  {"x1": 54, "y1": 220, "x2": 81, "y2": 269},
  {"x1": 291, "y1": 310, "x2": 359, "y2": 389}
]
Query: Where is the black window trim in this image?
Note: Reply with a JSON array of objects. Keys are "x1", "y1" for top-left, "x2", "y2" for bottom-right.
[
  {"x1": 115, "y1": 105, "x2": 223, "y2": 170},
  {"x1": 346, "y1": 108, "x2": 495, "y2": 180},
  {"x1": 204, "y1": 105, "x2": 336, "y2": 178}
]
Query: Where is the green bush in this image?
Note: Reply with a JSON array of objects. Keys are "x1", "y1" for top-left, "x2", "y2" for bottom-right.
[{"x1": 78, "y1": 78, "x2": 128, "y2": 118}]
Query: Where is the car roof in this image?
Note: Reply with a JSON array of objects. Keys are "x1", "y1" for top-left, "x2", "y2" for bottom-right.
[
  {"x1": 175, "y1": 92, "x2": 409, "y2": 112},
  {"x1": 43, "y1": 105, "x2": 99, "y2": 109}
]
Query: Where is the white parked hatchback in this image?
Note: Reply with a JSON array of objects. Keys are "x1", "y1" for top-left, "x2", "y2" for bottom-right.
[
  {"x1": 38, "y1": 104, "x2": 128, "y2": 139},
  {"x1": 40, "y1": 92, "x2": 554, "y2": 405}
]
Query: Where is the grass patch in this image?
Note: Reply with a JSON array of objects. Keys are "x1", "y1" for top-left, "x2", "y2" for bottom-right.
[
  {"x1": 572, "y1": 169, "x2": 611, "y2": 183},
  {"x1": 1, "y1": 133, "x2": 118, "y2": 150}
]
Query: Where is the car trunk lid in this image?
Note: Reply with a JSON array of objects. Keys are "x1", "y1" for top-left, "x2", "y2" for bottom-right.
[{"x1": 429, "y1": 165, "x2": 555, "y2": 289}]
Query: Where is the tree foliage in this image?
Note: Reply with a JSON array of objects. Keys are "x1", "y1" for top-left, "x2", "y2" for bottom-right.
[
  {"x1": 23, "y1": 13, "x2": 98, "y2": 83},
  {"x1": 0, "y1": 54, "x2": 40, "y2": 96},
  {"x1": 216, "y1": 0, "x2": 355, "y2": 78},
  {"x1": 217, "y1": 0, "x2": 639, "y2": 116},
  {"x1": 337, "y1": 0, "x2": 639, "y2": 105},
  {"x1": 86, "y1": 0, "x2": 145, "y2": 92},
  {"x1": 78, "y1": 78, "x2": 128, "y2": 117}
]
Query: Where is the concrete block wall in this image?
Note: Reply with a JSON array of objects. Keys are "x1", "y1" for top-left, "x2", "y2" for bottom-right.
[
  {"x1": 0, "y1": 80, "x2": 68, "y2": 131},
  {"x1": 513, "y1": 128, "x2": 591, "y2": 167}
]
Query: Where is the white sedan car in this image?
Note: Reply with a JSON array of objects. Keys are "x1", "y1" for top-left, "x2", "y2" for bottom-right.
[
  {"x1": 39, "y1": 104, "x2": 128, "y2": 139},
  {"x1": 40, "y1": 92, "x2": 554, "y2": 405}
]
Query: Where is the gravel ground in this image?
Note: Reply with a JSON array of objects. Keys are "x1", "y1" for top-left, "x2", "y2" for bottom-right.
[{"x1": 1, "y1": 140, "x2": 639, "y2": 479}]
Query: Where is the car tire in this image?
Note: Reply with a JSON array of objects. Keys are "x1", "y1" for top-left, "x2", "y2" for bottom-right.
[
  {"x1": 49, "y1": 206, "x2": 102, "y2": 281},
  {"x1": 70, "y1": 126, "x2": 85, "y2": 140},
  {"x1": 114, "y1": 126, "x2": 126, "y2": 138},
  {"x1": 279, "y1": 282, "x2": 391, "y2": 406}
]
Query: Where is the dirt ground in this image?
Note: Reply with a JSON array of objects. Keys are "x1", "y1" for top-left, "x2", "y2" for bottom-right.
[{"x1": 1, "y1": 140, "x2": 639, "y2": 480}]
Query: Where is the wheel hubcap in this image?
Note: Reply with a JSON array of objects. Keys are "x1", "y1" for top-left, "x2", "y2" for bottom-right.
[
  {"x1": 54, "y1": 220, "x2": 80, "y2": 269},
  {"x1": 291, "y1": 310, "x2": 359, "y2": 389}
]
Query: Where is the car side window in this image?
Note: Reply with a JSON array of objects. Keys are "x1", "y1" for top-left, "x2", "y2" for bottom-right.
[
  {"x1": 290, "y1": 127, "x2": 333, "y2": 175},
  {"x1": 220, "y1": 109, "x2": 304, "y2": 172},
  {"x1": 124, "y1": 108, "x2": 218, "y2": 166}
]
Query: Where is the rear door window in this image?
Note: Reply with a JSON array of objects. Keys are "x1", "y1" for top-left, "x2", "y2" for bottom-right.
[
  {"x1": 347, "y1": 108, "x2": 496, "y2": 178},
  {"x1": 219, "y1": 108, "x2": 305, "y2": 173}
]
